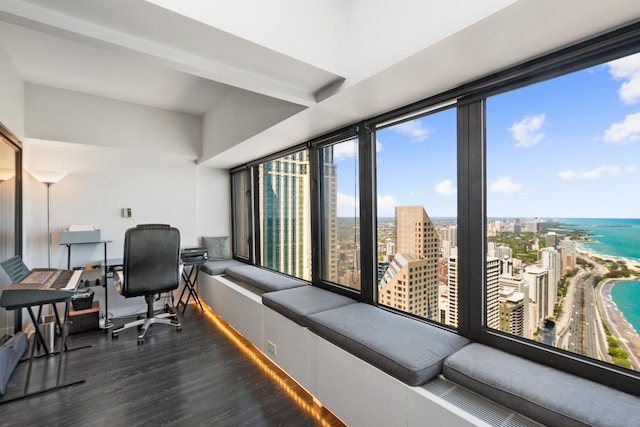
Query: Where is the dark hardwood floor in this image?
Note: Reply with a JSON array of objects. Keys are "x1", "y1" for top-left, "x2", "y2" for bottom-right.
[{"x1": 0, "y1": 306, "x2": 345, "y2": 426}]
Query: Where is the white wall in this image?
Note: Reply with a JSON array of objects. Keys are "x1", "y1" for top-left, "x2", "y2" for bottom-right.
[
  {"x1": 25, "y1": 84, "x2": 201, "y2": 159},
  {"x1": 201, "y1": 88, "x2": 304, "y2": 162},
  {"x1": 21, "y1": 86, "x2": 232, "y2": 316},
  {"x1": 0, "y1": 42, "x2": 24, "y2": 138}
]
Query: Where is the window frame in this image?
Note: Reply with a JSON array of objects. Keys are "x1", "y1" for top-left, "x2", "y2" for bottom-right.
[
  {"x1": 459, "y1": 21, "x2": 640, "y2": 395},
  {"x1": 229, "y1": 20, "x2": 640, "y2": 396}
]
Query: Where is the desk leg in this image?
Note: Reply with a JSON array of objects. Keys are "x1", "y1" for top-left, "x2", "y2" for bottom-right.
[{"x1": 101, "y1": 242, "x2": 112, "y2": 329}]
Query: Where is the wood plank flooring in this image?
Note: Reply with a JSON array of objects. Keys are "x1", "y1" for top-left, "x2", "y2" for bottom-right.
[{"x1": 0, "y1": 306, "x2": 345, "y2": 426}]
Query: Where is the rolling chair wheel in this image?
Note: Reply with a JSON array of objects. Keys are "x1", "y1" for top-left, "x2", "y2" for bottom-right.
[
  {"x1": 112, "y1": 332, "x2": 118, "y2": 340},
  {"x1": 137, "y1": 337, "x2": 144, "y2": 345},
  {"x1": 177, "y1": 326, "x2": 182, "y2": 332}
]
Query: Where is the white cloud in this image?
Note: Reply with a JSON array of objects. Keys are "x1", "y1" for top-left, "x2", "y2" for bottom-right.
[
  {"x1": 332, "y1": 140, "x2": 357, "y2": 160},
  {"x1": 603, "y1": 112, "x2": 640, "y2": 144},
  {"x1": 490, "y1": 177, "x2": 523, "y2": 193},
  {"x1": 391, "y1": 119, "x2": 433, "y2": 142},
  {"x1": 337, "y1": 192, "x2": 359, "y2": 216},
  {"x1": 377, "y1": 194, "x2": 398, "y2": 216},
  {"x1": 509, "y1": 114, "x2": 546, "y2": 147},
  {"x1": 434, "y1": 179, "x2": 456, "y2": 196},
  {"x1": 608, "y1": 52, "x2": 640, "y2": 104},
  {"x1": 559, "y1": 165, "x2": 636, "y2": 180}
]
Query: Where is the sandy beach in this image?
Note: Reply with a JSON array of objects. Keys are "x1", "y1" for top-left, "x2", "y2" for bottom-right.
[{"x1": 578, "y1": 249, "x2": 640, "y2": 370}]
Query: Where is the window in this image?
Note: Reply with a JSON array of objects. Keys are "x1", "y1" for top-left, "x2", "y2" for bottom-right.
[
  {"x1": 258, "y1": 150, "x2": 311, "y2": 281},
  {"x1": 231, "y1": 22, "x2": 640, "y2": 396},
  {"x1": 231, "y1": 169, "x2": 251, "y2": 260},
  {"x1": 318, "y1": 137, "x2": 361, "y2": 290},
  {"x1": 485, "y1": 51, "x2": 640, "y2": 372},
  {"x1": 375, "y1": 107, "x2": 457, "y2": 325}
]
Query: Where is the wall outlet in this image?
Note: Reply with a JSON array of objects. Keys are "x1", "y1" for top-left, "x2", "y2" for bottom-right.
[
  {"x1": 267, "y1": 340, "x2": 277, "y2": 356},
  {"x1": 121, "y1": 208, "x2": 132, "y2": 218}
]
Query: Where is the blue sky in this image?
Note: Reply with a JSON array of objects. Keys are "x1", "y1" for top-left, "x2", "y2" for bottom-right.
[{"x1": 334, "y1": 52, "x2": 640, "y2": 219}]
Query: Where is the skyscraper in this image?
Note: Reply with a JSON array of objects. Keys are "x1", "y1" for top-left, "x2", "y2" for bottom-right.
[
  {"x1": 259, "y1": 152, "x2": 311, "y2": 280},
  {"x1": 378, "y1": 206, "x2": 441, "y2": 321}
]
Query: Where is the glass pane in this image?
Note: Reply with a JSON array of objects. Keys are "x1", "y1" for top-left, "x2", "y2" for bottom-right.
[
  {"x1": 320, "y1": 138, "x2": 360, "y2": 290},
  {"x1": 258, "y1": 151, "x2": 311, "y2": 281},
  {"x1": 232, "y1": 170, "x2": 250, "y2": 259},
  {"x1": 376, "y1": 108, "x2": 457, "y2": 325},
  {"x1": 486, "y1": 52, "x2": 640, "y2": 370},
  {"x1": 0, "y1": 137, "x2": 17, "y2": 335}
]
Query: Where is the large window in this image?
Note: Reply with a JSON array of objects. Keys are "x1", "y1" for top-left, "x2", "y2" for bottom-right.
[
  {"x1": 486, "y1": 51, "x2": 640, "y2": 371},
  {"x1": 318, "y1": 137, "x2": 361, "y2": 290},
  {"x1": 231, "y1": 22, "x2": 640, "y2": 396},
  {"x1": 375, "y1": 108, "x2": 457, "y2": 325},
  {"x1": 258, "y1": 150, "x2": 311, "y2": 281}
]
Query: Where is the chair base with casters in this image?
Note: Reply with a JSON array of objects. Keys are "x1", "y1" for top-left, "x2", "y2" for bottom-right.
[{"x1": 111, "y1": 294, "x2": 182, "y2": 345}]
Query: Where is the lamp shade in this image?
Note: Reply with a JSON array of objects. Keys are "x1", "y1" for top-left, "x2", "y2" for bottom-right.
[{"x1": 30, "y1": 170, "x2": 67, "y2": 184}]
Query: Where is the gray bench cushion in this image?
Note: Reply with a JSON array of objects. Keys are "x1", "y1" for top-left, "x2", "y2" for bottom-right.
[
  {"x1": 306, "y1": 303, "x2": 469, "y2": 386},
  {"x1": 262, "y1": 286, "x2": 357, "y2": 327},
  {"x1": 225, "y1": 265, "x2": 308, "y2": 293},
  {"x1": 443, "y1": 343, "x2": 640, "y2": 427},
  {"x1": 200, "y1": 259, "x2": 245, "y2": 276}
]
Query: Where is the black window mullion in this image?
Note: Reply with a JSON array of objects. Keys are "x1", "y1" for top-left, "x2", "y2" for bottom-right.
[
  {"x1": 359, "y1": 123, "x2": 376, "y2": 304},
  {"x1": 457, "y1": 100, "x2": 485, "y2": 339}
]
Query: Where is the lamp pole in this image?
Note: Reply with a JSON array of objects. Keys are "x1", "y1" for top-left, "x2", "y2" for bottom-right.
[{"x1": 46, "y1": 181, "x2": 53, "y2": 268}]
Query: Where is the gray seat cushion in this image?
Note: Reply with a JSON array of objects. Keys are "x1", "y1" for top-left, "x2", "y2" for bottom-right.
[
  {"x1": 200, "y1": 259, "x2": 246, "y2": 276},
  {"x1": 225, "y1": 265, "x2": 308, "y2": 292},
  {"x1": 306, "y1": 303, "x2": 469, "y2": 386},
  {"x1": 443, "y1": 343, "x2": 640, "y2": 427},
  {"x1": 262, "y1": 286, "x2": 357, "y2": 326}
]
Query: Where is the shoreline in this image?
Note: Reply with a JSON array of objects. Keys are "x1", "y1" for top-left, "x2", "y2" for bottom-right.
[{"x1": 582, "y1": 247, "x2": 640, "y2": 370}]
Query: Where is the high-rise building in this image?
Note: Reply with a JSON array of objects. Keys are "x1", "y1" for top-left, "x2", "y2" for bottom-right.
[
  {"x1": 539, "y1": 247, "x2": 560, "y2": 317},
  {"x1": 447, "y1": 254, "x2": 501, "y2": 330},
  {"x1": 486, "y1": 257, "x2": 501, "y2": 329},
  {"x1": 499, "y1": 273, "x2": 531, "y2": 338},
  {"x1": 559, "y1": 238, "x2": 577, "y2": 270},
  {"x1": 524, "y1": 266, "x2": 550, "y2": 325},
  {"x1": 499, "y1": 286, "x2": 525, "y2": 336},
  {"x1": 378, "y1": 253, "x2": 434, "y2": 318},
  {"x1": 447, "y1": 255, "x2": 459, "y2": 327},
  {"x1": 322, "y1": 147, "x2": 339, "y2": 283},
  {"x1": 377, "y1": 206, "x2": 441, "y2": 321},
  {"x1": 259, "y1": 152, "x2": 312, "y2": 280}
]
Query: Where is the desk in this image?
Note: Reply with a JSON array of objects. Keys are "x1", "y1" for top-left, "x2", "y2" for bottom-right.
[{"x1": 61, "y1": 240, "x2": 112, "y2": 328}]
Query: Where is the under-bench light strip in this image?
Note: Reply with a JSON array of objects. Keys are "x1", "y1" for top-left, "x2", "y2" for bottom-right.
[{"x1": 201, "y1": 304, "x2": 343, "y2": 427}]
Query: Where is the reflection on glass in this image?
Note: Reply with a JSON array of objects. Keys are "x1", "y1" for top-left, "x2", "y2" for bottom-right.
[
  {"x1": 232, "y1": 170, "x2": 250, "y2": 259},
  {"x1": 258, "y1": 151, "x2": 311, "y2": 281},
  {"x1": 320, "y1": 139, "x2": 360, "y2": 290},
  {"x1": 486, "y1": 52, "x2": 640, "y2": 370}
]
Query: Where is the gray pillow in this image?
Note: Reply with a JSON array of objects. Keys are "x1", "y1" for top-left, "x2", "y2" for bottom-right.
[{"x1": 201, "y1": 236, "x2": 231, "y2": 260}]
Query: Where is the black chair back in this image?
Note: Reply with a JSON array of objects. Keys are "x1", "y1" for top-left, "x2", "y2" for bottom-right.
[{"x1": 122, "y1": 224, "x2": 180, "y2": 298}]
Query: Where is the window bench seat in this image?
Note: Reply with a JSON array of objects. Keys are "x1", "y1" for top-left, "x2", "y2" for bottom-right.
[
  {"x1": 443, "y1": 343, "x2": 640, "y2": 427},
  {"x1": 197, "y1": 263, "x2": 640, "y2": 427}
]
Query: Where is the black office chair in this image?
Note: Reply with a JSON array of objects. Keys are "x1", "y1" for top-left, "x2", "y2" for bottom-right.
[{"x1": 111, "y1": 224, "x2": 182, "y2": 344}]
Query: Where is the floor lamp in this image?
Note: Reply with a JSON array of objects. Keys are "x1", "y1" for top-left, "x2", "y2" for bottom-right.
[{"x1": 31, "y1": 171, "x2": 67, "y2": 268}]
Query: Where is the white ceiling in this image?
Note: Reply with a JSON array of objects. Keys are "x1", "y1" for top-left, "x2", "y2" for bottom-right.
[{"x1": 1, "y1": 0, "x2": 640, "y2": 168}]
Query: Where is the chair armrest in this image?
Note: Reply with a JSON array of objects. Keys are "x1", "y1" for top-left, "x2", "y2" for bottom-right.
[{"x1": 113, "y1": 266, "x2": 124, "y2": 294}]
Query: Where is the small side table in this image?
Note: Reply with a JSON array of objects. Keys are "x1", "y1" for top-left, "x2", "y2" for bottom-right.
[{"x1": 61, "y1": 240, "x2": 112, "y2": 328}]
